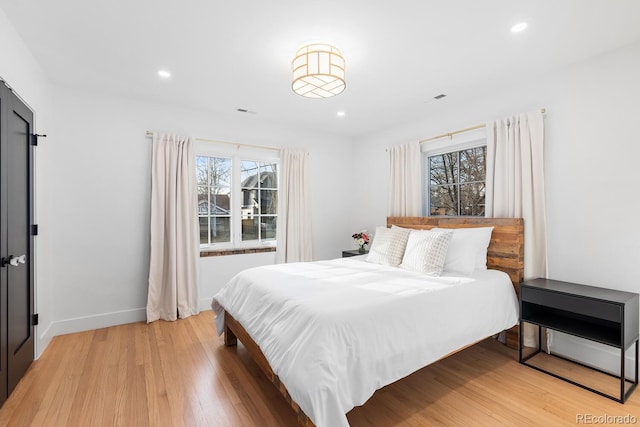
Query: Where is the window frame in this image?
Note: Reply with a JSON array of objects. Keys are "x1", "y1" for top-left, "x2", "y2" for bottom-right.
[
  {"x1": 421, "y1": 128, "x2": 487, "y2": 217},
  {"x1": 196, "y1": 141, "x2": 279, "y2": 251}
]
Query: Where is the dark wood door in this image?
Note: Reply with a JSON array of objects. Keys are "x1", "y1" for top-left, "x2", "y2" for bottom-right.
[{"x1": 0, "y1": 83, "x2": 35, "y2": 404}]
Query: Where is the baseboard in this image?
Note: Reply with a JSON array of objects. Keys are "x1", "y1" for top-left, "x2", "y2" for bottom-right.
[
  {"x1": 36, "y1": 322, "x2": 55, "y2": 359},
  {"x1": 43, "y1": 307, "x2": 146, "y2": 342},
  {"x1": 550, "y1": 331, "x2": 637, "y2": 380}
]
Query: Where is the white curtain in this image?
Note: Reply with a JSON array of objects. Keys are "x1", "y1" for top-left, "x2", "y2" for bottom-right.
[
  {"x1": 485, "y1": 111, "x2": 547, "y2": 347},
  {"x1": 147, "y1": 133, "x2": 200, "y2": 322},
  {"x1": 275, "y1": 148, "x2": 312, "y2": 263},
  {"x1": 389, "y1": 142, "x2": 422, "y2": 216}
]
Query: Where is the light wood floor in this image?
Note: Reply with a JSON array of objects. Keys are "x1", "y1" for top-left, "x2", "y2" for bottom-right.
[{"x1": 1, "y1": 311, "x2": 638, "y2": 426}]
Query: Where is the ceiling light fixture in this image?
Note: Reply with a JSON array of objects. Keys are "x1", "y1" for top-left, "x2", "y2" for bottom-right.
[
  {"x1": 157, "y1": 70, "x2": 171, "y2": 79},
  {"x1": 337, "y1": 111, "x2": 345, "y2": 117},
  {"x1": 511, "y1": 22, "x2": 528, "y2": 33},
  {"x1": 292, "y1": 43, "x2": 345, "y2": 98}
]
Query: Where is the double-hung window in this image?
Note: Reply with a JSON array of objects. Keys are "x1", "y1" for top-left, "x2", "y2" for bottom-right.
[
  {"x1": 197, "y1": 144, "x2": 278, "y2": 251},
  {"x1": 423, "y1": 135, "x2": 486, "y2": 216}
]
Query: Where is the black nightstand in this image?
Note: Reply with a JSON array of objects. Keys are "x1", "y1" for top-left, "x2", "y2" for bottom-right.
[
  {"x1": 520, "y1": 278, "x2": 639, "y2": 403},
  {"x1": 342, "y1": 250, "x2": 368, "y2": 258}
]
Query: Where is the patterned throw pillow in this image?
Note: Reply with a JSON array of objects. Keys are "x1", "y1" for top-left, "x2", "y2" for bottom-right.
[
  {"x1": 399, "y1": 230, "x2": 453, "y2": 276},
  {"x1": 366, "y1": 226, "x2": 410, "y2": 266}
]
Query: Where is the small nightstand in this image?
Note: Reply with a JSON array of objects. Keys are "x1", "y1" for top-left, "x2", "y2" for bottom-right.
[
  {"x1": 342, "y1": 250, "x2": 368, "y2": 258},
  {"x1": 520, "y1": 278, "x2": 639, "y2": 403}
]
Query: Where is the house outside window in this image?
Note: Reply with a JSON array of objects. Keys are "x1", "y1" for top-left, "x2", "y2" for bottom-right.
[
  {"x1": 423, "y1": 136, "x2": 486, "y2": 216},
  {"x1": 197, "y1": 144, "x2": 278, "y2": 250}
]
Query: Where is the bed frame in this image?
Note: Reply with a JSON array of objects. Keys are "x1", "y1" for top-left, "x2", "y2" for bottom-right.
[{"x1": 223, "y1": 217, "x2": 524, "y2": 427}]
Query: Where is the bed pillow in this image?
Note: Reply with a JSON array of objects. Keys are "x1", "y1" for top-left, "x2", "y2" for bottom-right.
[
  {"x1": 433, "y1": 226, "x2": 494, "y2": 272},
  {"x1": 390, "y1": 225, "x2": 412, "y2": 256},
  {"x1": 366, "y1": 226, "x2": 410, "y2": 266},
  {"x1": 399, "y1": 230, "x2": 453, "y2": 276}
]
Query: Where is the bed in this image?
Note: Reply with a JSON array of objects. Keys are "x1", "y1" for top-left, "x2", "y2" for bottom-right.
[{"x1": 211, "y1": 217, "x2": 524, "y2": 427}]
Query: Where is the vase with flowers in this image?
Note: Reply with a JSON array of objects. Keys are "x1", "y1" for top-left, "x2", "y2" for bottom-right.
[{"x1": 351, "y1": 230, "x2": 371, "y2": 253}]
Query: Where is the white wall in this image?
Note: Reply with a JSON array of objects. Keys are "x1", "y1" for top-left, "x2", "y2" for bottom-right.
[
  {"x1": 540, "y1": 40, "x2": 640, "y2": 376},
  {"x1": 0, "y1": 7, "x2": 54, "y2": 357},
  {"x1": 352, "y1": 41, "x2": 640, "y2": 373},
  {"x1": 43, "y1": 85, "x2": 355, "y2": 343}
]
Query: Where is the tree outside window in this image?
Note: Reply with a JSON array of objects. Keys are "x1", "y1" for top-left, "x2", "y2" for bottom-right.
[
  {"x1": 197, "y1": 156, "x2": 232, "y2": 245},
  {"x1": 427, "y1": 146, "x2": 486, "y2": 216}
]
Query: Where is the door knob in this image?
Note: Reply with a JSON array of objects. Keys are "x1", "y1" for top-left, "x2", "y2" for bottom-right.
[
  {"x1": 9, "y1": 255, "x2": 26, "y2": 266},
  {"x1": 1, "y1": 254, "x2": 26, "y2": 268}
]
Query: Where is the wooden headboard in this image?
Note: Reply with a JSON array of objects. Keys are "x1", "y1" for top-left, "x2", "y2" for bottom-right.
[{"x1": 387, "y1": 217, "x2": 524, "y2": 293}]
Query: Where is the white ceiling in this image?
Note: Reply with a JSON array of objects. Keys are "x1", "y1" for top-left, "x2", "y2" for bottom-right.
[{"x1": 2, "y1": 0, "x2": 640, "y2": 137}]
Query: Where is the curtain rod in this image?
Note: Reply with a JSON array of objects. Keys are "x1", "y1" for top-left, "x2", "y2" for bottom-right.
[
  {"x1": 418, "y1": 108, "x2": 546, "y2": 144},
  {"x1": 145, "y1": 131, "x2": 280, "y2": 152}
]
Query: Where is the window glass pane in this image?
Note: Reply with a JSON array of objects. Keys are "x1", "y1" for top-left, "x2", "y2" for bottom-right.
[
  {"x1": 210, "y1": 216, "x2": 231, "y2": 243},
  {"x1": 210, "y1": 187, "x2": 231, "y2": 215},
  {"x1": 430, "y1": 185, "x2": 458, "y2": 216},
  {"x1": 197, "y1": 187, "x2": 209, "y2": 215},
  {"x1": 241, "y1": 188, "x2": 258, "y2": 214},
  {"x1": 459, "y1": 147, "x2": 486, "y2": 183},
  {"x1": 460, "y1": 183, "x2": 486, "y2": 216},
  {"x1": 429, "y1": 153, "x2": 458, "y2": 186},
  {"x1": 259, "y1": 163, "x2": 278, "y2": 188},
  {"x1": 211, "y1": 157, "x2": 231, "y2": 187},
  {"x1": 196, "y1": 156, "x2": 209, "y2": 186},
  {"x1": 241, "y1": 161, "x2": 259, "y2": 189},
  {"x1": 260, "y1": 190, "x2": 278, "y2": 214},
  {"x1": 262, "y1": 217, "x2": 277, "y2": 240},
  {"x1": 199, "y1": 217, "x2": 209, "y2": 245},
  {"x1": 241, "y1": 216, "x2": 259, "y2": 241}
]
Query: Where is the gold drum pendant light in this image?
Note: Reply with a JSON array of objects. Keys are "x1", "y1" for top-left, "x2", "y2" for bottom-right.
[{"x1": 292, "y1": 43, "x2": 345, "y2": 98}]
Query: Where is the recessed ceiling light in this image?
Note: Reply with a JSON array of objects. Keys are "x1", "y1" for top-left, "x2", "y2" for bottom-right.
[
  {"x1": 157, "y1": 70, "x2": 171, "y2": 79},
  {"x1": 337, "y1": 111, "x2": 345, "y2": 117},
  {"x1": 511, "y1": 22, "x2": 528, "y2": 33}
]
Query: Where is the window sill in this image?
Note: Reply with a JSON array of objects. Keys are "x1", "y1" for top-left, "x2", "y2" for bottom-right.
[{"x1": 200, "y1": 247, "x2": 276, "y2": 258}]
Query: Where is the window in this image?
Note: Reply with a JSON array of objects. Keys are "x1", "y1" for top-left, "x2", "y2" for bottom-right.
[
  {"x1": 197, "y1": 156, "x2": 232, "y2": 245},
  {"x1": 240, "y1": 160, "x2": 278, "y2": 242},
  {"x1": 425, "y1": 145, "x2": 486, "y2": 216},
  {"x1": 197, "y1": 147, "x2": 278, "y2": 250}
]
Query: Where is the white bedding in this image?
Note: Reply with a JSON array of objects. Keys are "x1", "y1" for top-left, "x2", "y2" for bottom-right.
[{"x1": 211, "y1": 257, "x2": 519, "y2": 427}]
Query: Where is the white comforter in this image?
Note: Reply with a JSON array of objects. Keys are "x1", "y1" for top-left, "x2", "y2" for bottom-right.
[{"x1": 211, "y1": 257, "x2": 519, "y2": 427}]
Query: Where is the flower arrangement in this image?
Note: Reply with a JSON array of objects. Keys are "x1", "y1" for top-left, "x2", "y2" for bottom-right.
[{"x1": 352, "y1": 230, "x2": 371, "y2": 253}]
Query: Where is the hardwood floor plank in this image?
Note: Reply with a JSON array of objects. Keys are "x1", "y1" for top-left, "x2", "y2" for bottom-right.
[{"x1": 0, "y1": 311, "x2": 638, "y2": 426}]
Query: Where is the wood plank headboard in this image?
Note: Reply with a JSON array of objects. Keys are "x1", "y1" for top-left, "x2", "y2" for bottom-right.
[{"x1": 387, "y1": 217, "x2": 524, "y2": 293}]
